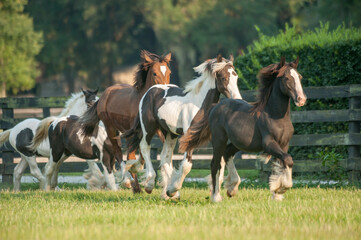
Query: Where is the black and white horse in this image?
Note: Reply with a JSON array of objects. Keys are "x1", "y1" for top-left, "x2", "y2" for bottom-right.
[
  {"x1": 0, "y1": 89, "x2": 98, "y2": 191},
  {"x1": 29, "y1": 115, "x2": 118, "y2": 191},
  {"x1": 125, "y1": 54, "x2": 242, "y2": 199}
]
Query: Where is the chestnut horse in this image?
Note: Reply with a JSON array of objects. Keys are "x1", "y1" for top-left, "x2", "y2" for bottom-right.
[
  {"x1": 179, "y1": 57, "x2": 307, "y2": 202},
  {"x1": 80, "y1": 50, "x2": 171, "y2": 192}
]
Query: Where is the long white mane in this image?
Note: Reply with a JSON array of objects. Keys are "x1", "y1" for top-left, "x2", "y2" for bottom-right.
[
  {"x1": 184, "y1": 58, "x2": 233, "y2": 94},
  {"x1": 58, "y1": 92, "x2": 87, "y2": 117}
]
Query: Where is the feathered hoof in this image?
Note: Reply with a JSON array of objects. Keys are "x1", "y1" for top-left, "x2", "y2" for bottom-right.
[
  {"x1": 211, "y1": 193, "x2": 223, "y2": 203},
  {"x1": 272, "y1": 193, "x2": 284, "y2": 201}
]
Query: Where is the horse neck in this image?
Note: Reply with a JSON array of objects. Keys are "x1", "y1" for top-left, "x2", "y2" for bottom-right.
[
  {"x1": 264, "y1": 79, "x2": 291, "y2": 119},
  {"x1": 58, "y1": 96, "x2": 87, "y2": 117},
  {"x1": 187, "y1": 74, "x2": 217, "y2": 107}
]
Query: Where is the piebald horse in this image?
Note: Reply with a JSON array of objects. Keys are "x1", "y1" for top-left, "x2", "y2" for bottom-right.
[
  {"x1": 179, "y1": 57, "x2": 306, "y2": 202},
  {"x1": 0, "y1": 89, "x2": 98, "y2": 191},
  {"x1": 80, "y1": 50, "x2": 171, "y2": 192},
  {"x1": 30, "y1": 116, "x2": 117, "y2": 190},
  {"x1": 125, "y1": 54, "x2": 242, "y2": 199}
]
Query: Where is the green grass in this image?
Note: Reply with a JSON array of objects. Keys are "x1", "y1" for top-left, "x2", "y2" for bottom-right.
[{"x1": 0, "y1": 184, "x2": 360, "y2": 240}]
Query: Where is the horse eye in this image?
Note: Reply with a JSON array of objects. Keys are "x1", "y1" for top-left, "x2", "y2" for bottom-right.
[{"x1": 153, "y1": 73, "x2": 157, "y2": 76}]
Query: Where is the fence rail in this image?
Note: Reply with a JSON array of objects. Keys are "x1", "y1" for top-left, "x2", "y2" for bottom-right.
[{"x1": 1, "y1": 84, "x2": 360, "y2": 183}]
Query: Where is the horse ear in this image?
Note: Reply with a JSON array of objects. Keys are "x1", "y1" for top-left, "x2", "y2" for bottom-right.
[
  {"x1": 280, "y1": 56, "x2": 286, "y2": 68},
  {"x1": 217, "y1": 53, "x2": 222, "y2": 63},
  {"x1": 229, "y1": 54, "x2": 234, "y2": 62},
  {"x1": 94, "y1": 87, "x2": 99, "y2": 94},
  {"x1": 163, "y1": 52, "x2": 172, "y2": 63},
  {"x1": 292, "y1": 56, "x2": 299, "y2": 69},
  {"x1": 81, "y1": 88, "x2": 87, "y2": 96},
  {"x1": 141, "y1": 50, "x2": 153, "y2": 64}
]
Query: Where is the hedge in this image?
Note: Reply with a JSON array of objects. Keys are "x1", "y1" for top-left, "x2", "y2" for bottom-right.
[{"x1": 234, "y1": 23, "x2": 361, "y2": 90}]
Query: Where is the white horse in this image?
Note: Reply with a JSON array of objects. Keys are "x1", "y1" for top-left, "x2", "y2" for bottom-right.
[
  {"x1": 124, "y1": 54, "x2": 242, "y2": 199},
  {"x1": 0, "y1": 89, "x2": 98, "y2": 191}
]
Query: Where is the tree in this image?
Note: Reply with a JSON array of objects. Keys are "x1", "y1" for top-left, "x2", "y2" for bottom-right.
[{"x1": 0, "y1": 0, "x2": 43, "y2": 97}]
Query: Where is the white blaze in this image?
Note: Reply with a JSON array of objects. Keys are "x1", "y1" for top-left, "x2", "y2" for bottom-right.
[
  {"x1": 290, "y1": 69, "x2": 303, "y2": 97},
  {"x1": 227, "y1": 69, "x2": 242, "y2": 99},
  {"x1": 160, "y1": 66, "x2": 167, "y2": 76}
]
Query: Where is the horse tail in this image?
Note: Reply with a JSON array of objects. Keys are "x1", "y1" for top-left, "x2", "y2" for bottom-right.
[
  {"x1": 29, "y1": 117, "x2": 57, "y2": 151},
  {"x1": 123, "y1": 114, "x2": 143, "y2": 153},
  {"x1": 80, "y1": 100, "x2": 99, "y2": 136},
  {"x1": 179, "y1": 104, "x2": 217, "y2": 153},
  {"x1": 0, "y1": 129, "x2": 11, "y2": 147}
]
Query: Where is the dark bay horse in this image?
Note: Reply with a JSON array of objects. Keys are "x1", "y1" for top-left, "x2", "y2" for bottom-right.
[
  {"x1": 0, "y1": 89, "x2": 98, "y2": 191},
  {"x1": 125, "y1": 54, "x2": 242, "y2": 199},
  {"x1": 30, "y1": 115, "x2": 117, "y2": 191},
  {"x1": 179, "y1": 57, "x2": 306, "y2": 202},
  {"x1": 80, "y1": 50, "x2": 171, "y2": 192}
]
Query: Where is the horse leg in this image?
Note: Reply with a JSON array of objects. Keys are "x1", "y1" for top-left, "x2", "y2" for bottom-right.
[
  {"x1": 127, "y1": 151, "x2": 142, "y2": 193},
  {"x1": 25, "y1": 155, "x2": 46, "y2": 189},
  {"x1": 84, "y1": 160, "x2": 106, "y2": 190},
  {"x1": 101, "y1": 162, "x2": 118, "y2": 191},
  {"x1": 206, "y1": 157, "x2": 225, "y2": 192},
  {"x1": 223, "y1": 144, "x2": 241, "y2": 197},
  {"x1": 166, "y1": 150, "x2": 193, "y2": 198},
  {"x1": 13, "y1": 156, "x2": 28, "y2": 191},
  {"x1": 139, "y1": 137, "x2": 156, "y2": 194},
  {"x1": 159, "y1": 134, "x2": 177, "y2": 200},
  {"x1": 263, "y1": 139, "x2": 293, "y2": 200},
  {"x1": 50, "y1": 155, "x2": 68, "y2": 190}
]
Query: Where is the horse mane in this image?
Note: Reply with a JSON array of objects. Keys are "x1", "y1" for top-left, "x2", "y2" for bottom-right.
[
  {"x1": 133, "y1": 50, "x2": 169, "y2": 92},
  {"x1": 58, "y1": 92, "x2": 84, "y2": 117},
  {"x1": 250, "y1": 62, "x2": 290, "y2": 113},
  {"x1": 184, "y1": 58, "x2": 233, "y2": 94}
]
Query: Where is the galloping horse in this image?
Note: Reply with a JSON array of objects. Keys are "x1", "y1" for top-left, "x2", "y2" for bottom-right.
[
  {"x1": 80, "y1": 50, "x2": 171, "y2": 192},
  {"x1": 125, "y1": 54, "x2": 242, "y2": 199},
  {"x1": 179, "y1": 57, "x2": 306, "y2": 202},
  {"x1": 30, "y1": 115, "x2": 117, "y2": 191},
  {"x1": 0, "y1": 89, "x2": 98, "y2": 191}
]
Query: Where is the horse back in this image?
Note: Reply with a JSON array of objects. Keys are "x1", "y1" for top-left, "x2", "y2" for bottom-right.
[{"x1": 98, "y1": 85, "x2": 142, "y2": 132}]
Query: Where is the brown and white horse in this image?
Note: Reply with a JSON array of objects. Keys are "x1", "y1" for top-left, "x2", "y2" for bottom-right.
[
  {"x1": 0, "y1": 89, "x2": 98, "y2": 191},
  {"x1": 80, "y1": 50, "x2": 171, "y2": 192},
  {"x1": 30, "y1": 115, "x2": 117, "y2": 191},
  {"x1": 125, "y1": 54, "x2": 242, "y2": 199},
  {"x1": 179, "y1": 57, "x2": 307, "y2": 202}
]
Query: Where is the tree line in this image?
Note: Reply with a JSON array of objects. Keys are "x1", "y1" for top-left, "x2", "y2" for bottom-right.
[{"x1": 0, "y1": 0, "x2": 360, "y2": 96}]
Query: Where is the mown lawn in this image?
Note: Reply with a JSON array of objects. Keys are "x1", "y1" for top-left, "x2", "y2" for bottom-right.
[{"x1": 0, "y1": 183, "x2": 360, "y2": 240}]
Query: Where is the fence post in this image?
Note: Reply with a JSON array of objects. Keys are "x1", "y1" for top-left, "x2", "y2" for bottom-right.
[
  {"x1": 347, "y1": 85, "x2": 361, "y2": 182},
  {"x1": 2, "y1": 107, "x2": 14, "y2": 184},
  {"x1": 42, "y1": 107, "x2": 50, "y2": 117}
]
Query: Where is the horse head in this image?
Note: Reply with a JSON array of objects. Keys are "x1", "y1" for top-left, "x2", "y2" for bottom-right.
[
  {"x1": 212, "y1": 53, "x2": 242, "y2": 99},
  {"x1": 277, "y1": 57, "x2": 307, "y2": 107},
  {"x1": 139, "y1": 50, "x2": 171, "y2": 89},
  {"x1": 81, "y1": 88, "x2": 99, "y2": 108}
]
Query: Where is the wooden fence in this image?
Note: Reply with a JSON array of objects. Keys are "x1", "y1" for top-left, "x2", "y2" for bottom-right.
[{"x1": 1, "y1": 84, "x2": 360, "y2": 184}]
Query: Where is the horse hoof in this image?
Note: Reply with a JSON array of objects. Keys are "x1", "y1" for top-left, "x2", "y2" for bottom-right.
[
  {"x1": 166, "y1": 190, "x2": 176, "y2": 198},
  {"x1": 145, "y1": 188, "x2": 153, "y2": 194}
]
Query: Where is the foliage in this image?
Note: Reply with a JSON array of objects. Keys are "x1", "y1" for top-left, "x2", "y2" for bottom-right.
[
  {"x1": 0, "y1": 0, "x2": 43, "y2": 95},
  {"x1": 234, "y1": 23, "x2": 361, "y2": 90},
  {"x1": 316, "y1": 148, "x2": 346, "y2": 181},
  {"x1": 25, "y1": 0, "x2": 157, "y2": 91},
  {"x1": 1, "y1": 187, "x2": 360, "y2": 239}
]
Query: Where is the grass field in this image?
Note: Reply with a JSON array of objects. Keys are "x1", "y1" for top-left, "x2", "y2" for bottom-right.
[{"x1": 0, "y1": 183, "x2": 360, "y2": 240}]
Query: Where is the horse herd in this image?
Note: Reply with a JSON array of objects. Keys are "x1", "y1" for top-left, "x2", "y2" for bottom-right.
[{"x1": 0, "y1": 50, "x2": 306, "y2": 202}]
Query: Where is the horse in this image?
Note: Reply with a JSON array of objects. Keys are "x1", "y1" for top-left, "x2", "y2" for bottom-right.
[
  {"x1": 124, "y1": 53, "x2": 242, "y2": 199},
  {"x1": 179, "y1": 57, "x2": 306, "y2": 202},
  {"x1": 0, "y1": 89, "x2": 98, "y2": 191},
  {"x1": 29, "y1": 115, "x2": 117, "y2": 191},
  {"x1": 80, "y1": 50, "x2": 171, "y2": 193}
]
